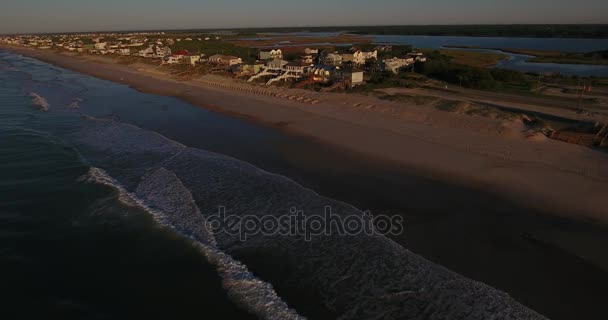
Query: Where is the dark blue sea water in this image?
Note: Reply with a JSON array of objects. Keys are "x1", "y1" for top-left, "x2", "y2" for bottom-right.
[{"x1": 0, "y1": 50, "x2": 300, "y2": 319}]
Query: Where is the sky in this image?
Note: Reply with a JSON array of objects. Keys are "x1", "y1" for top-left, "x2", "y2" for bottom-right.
[{"x1": 1, "y1": 0, "x2": 607, "y2": 34}]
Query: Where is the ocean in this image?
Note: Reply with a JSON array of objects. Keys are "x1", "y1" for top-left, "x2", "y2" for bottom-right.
[
  {"x1": 2, "y1": 49, "x2": 607, "y2": 320},
  {"x1": 0, "y1": 51, "x2": 267, "y2": 319}
]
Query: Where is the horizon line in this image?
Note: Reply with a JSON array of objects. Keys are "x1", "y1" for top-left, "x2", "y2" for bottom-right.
[{"x1": 2, "y1": 23, "x2": 608, "y2": 36}]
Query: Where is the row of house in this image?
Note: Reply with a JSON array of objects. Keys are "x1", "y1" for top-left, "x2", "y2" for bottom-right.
[
  {"x1": 1, "y1": 34, "x2": 427, "y2": 89},
  {"x1": 242, "y1": 55, "x2": 365, "y2": 87},
  {"x1": 159, "y1": 51, "x2": 244, "y2": 67},
  {"x1": 217, "y1": 45, "x2": 427, "y2": 87}
]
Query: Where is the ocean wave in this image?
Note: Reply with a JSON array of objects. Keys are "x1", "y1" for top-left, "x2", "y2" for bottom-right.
[
  {"x1": 83, "y1": 166, "x2": 304, "y2": 320},
  {"x1": 29, "y1": 92, "x2": 49, "y2": 111},
  {"x1": 61, "y1": 112, "x2": 546, "y2": 319},
  {"x1": 68, "y1": 97, "x2": 82, "y2": 109}
]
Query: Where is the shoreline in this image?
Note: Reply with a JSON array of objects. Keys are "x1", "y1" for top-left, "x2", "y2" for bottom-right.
[{"x1": 3, "y1": 45, "x2": 608, "y2": 225}]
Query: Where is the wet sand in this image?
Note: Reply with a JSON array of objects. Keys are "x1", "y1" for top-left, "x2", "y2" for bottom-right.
[{"x1": 3, "y1": 46, "x2": 608, "y2": 319}]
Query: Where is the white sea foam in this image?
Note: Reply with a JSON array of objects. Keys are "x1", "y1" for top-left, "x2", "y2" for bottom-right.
[
  {"x1": 65, "y1": 110, "x2": 547, "y2": 320},
  {"x1": 29, "y1": 92, "x2": 49, "y2": 111},
  {"x1": 82, "y1": 167, "x2": 304, "y2": 320},
  {"x1": 68, "y1": 97, "x2": 82, "y2": 109}
]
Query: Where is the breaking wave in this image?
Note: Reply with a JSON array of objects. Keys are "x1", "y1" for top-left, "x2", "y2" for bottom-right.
[
  {"x1": 29, "y1": 92, "x2": 49, "y2": 111},
  {"x1": 57, "y1": 112, "x2": 546, "y2": 319},
  {"x1": 83, "y1": 167, "x2": 303, "y2": 320},
  {"x1": 68, "y1": 97, "x2": 82, "y2": 109}
]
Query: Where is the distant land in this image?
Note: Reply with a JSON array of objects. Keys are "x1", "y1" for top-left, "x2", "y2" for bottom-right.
[
  {"x1": 6, "y1": 24, "x2": 608, "y2": 39},
  {"x1": 174, "y1": 25, "x2": 608, "y2": 39}
]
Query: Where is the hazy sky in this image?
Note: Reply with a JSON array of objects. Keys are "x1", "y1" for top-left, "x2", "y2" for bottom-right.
[{"x1": 1, "y1": 0, "x2": 607, "y2": 34}]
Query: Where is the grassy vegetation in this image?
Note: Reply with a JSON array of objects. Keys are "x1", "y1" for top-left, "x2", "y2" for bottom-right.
[
  {"x1": 446, "y1": 47, "x2": 608, "y2": 66},
  {"x1": 230, "y1": 34, "x2": 370, "y2": 48},
  {"x1": 498, "y1": 49, "x2": 608, "y2": 65},
  {"x1": 377, "y1": 93, "x2": 440, "y2": 105},
  {"x1": 354, "y1": 72, "x2": 426, "y2": 93},
  {"x1": 350, "y1": 49, "x2": 533, "y2": 94},
  {"x1": 435, "y1": 50, "x2": 508, "y2": 68},
  {"x1": 413, "y1": 50, "x2": 532, "y2": 91},
  {"x1": 169, "y1": 39, "x2": 258, "y2": 63}
]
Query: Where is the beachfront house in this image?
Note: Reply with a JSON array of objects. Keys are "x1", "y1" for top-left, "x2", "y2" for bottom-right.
[
  {"x1": 164, "y1": 55, "x2": 183, "y2": 64},
  {"x1": 284, "y1": 62, "x2": 309, "y2": 75},
  {"x1": 383, "y1": 57, "x2": 414, "y2": 74},
  {"x1": 407, "y1": 52, "x2": 427, "y2": 62},
  {"x1": 270, "y1": 49, "x2": 282, "y2": 59},
  {"x1": 301, "y1": 55, "x2": 315, "y2": 64},
  {"x1": 223, "y1": 56, "x2": 243, "y2": 66},
  {"x1": 266, "y1": 62, "x2": 310, "y2": 85},
  {"x1": 305, "y1": 48, "x2": 319, "y2": 55},
  {"x1": 208, "y1": 54, "x2": 224, "y2": 64},
  {"x1": 138, "y1": 46, "x2": 155, "y2": 58},
  {"x1": 188, "y1": 55, "x2": 201, "y2": 66},
  {"x1": 341, "y1": 53, "x2": 354, "y2": 63},
  {"x1": 173, "y1": 50, "x2": 190, "y2": 57},
  {"x1": 266, "y1": 58, "x2": 289, "y2": 70},
  {"x1": 94, "y1": 42, "x2": 107, "y2": 50},
  {"x1": 311, "y1": 65, "x2": 337, "y2": 83},
  {"x1": 353, "y1": 50, "x2": 378, "y2": 65},
  {"x1": 162, "y1": 50, "x2": 189, "y2": 64},
  {"x1": 375, "y1": 45, "x2": 393, "y2": 52},
  {"x1": 324, "y1": 53, "x2": 343, "y2": 66},
  {"x1": 301, "y1": 48, "x2": 319, "y2": 65},
  {"x1": 336, "y1": 68, "x2": 364, "y2": 87},
  {"x1": 154, "y1": 46, "x2": 172, "y2": 58},
  {"x1": 259, "y1": 49, "x2": 283, "y2": 60},
  {"x1": 209, "y1": 54, "x2": 243, "y2": 66},
  {"x1": 240, "y1": 63, "x2": 265, "y2": 75}
]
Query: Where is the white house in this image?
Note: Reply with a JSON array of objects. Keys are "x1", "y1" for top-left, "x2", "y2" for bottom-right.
[
  {"x1": 154, "y1": 46, "x2": 172, "y2": 58},
  {"x1": 259, "y1": 49, "x2": 283, "y2": 60},
  {"x1": 138, "y1": 46, "x2": 155, "y2": 58},
  {"x1": 383, "y1": 57, "x2": 414, "y2": 74},
  {"x1": 305, "y1": 48, "x2": 319, "y2": 55},
  {"x1": 324, "y1": 53, "x2": 343, "y2": 66},
  {"x1": 94, "y1": 42, "x2": 107, "y2": 50},
  {"x1": 208, "y1": 54, "x2": 243, "y2": 66},
  {"x1": 301, "y1": 55, "x2": 315, "y2": 64},
  {"x1": 350, "y1": 70, "x2": 364, "y2": 86},
  {"x1": 188, "y1": 55, "x2": 201, "y2": 66},
  {"x1": 164, "y1": 56, "x2": 183, "y2": 64},
  {"x1": 353, "y1": 50, "x2": 377, "y2": 65},
  {"x1": 266, "y1": 59, "x2": 289, "y2": 70},
  {"x1": 406, "y1": 52, "x2": 427, "y2": 62}
]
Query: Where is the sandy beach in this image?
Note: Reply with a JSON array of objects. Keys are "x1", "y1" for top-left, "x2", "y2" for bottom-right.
[{"x1": 4, "y1": 45, "x2": 605, "y2": 225}]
